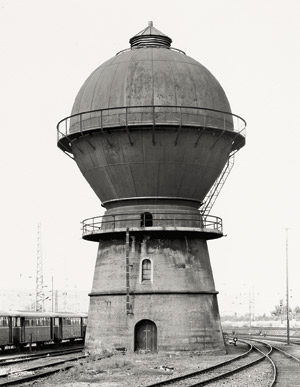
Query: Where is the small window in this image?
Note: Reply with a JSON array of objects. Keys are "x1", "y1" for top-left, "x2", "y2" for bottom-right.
[
  {"x1": 35, "y1": 317, "x2": 50, "y2": 326},
  {"x1": 70, "y1": 318, "x2": 80, "y2": 326},
  {"x1": 0, "y1": 317, "x2": 9, "y2": 327},
  {"x1": 140, "y1": 212, "x2": 153, "y2": 227},
  {"x1": 25, "y1": 319, "x2": 35, "y2": 327},
  {"x1": 13, "y1": 317, "x2": 21, "y2": 327},
  {"x1": 142, "y1": 259, "x2": 152, "y2": 282},
  {"x1": 12, "y1": 317, "x2": 19, "y2": 327},
  {"x1": 63, "y1": 318, "x2": 72, "y2": 326}
]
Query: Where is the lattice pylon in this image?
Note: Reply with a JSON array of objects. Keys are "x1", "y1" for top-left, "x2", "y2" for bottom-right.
[{"x1": 36, "y1": 223, "x2": 44, "y2": 312}]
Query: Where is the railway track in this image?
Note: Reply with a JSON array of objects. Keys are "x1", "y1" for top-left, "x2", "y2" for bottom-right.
[
  {"x1": 237, "y1": 336, "x2": 300, "y2": 384},
  {"x1": 235, "y1": 333, "x2": 300, "y2": 346},
  {"x1": 143, "y1": 340, "x2": 266, "y2": 386},
  {"x1": 0, "y1": 347, "x2": 87, "y2": 386},
  {"x1": 258, "y1": 340, "x2": 300, "y2": 386},
  {"x1": 0, "y1": 346, "x2": 84, "y2": 366},
  {"x1": 144, "y1": 339, "x2": 300, "y2": 386},
  {"x1": 1, "y1": 339, "x2": 299, "y2": 386}
]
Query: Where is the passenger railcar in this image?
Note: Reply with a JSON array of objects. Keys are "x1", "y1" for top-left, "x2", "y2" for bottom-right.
[{"x1": 0, "y1": 310, "x2": 87, "y2": 350}]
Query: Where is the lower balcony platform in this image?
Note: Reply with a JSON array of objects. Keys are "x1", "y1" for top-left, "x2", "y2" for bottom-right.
[{"x1": 82, "y1": 213, "x2": 223, "y2": 241}]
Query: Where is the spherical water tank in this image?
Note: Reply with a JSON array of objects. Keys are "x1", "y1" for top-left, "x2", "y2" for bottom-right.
[
  {"x1": 71, "y1": 43, "x2": 231, "y2": 115},
  {"x1": 58, "y1": 23, "x2": 245, "y2": 207}
]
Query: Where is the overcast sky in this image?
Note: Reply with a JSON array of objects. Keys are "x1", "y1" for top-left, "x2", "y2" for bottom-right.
[{"x1": 0, "y1": 0, "x2": 299, "y2": 316}]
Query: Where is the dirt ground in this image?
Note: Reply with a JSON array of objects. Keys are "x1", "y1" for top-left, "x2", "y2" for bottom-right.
[{"x1": 19, "y1": 342, "x2": 247, "y2": 387}]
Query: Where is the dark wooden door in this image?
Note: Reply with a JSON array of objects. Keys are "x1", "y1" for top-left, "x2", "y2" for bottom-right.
[{"x1": 134, "y1": 320, "x2": 157, "y2": 352}]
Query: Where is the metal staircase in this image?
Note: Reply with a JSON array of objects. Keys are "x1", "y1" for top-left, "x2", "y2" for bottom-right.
[{"x1": 201, "y1": 152, "x2": 236, "y2": 217}]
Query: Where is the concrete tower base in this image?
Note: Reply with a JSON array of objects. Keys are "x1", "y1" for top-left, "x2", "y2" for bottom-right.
[{"x1": 85, "y1": 233, "x2": 225, "y2": 354}]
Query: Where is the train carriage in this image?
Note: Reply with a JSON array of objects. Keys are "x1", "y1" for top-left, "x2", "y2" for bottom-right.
[
  {"x1": 61, "y1": 316, "x2": 86, "y2": 340},
  {"x1": 53, "y1": 314, "x2": 87, "y2": 342},
  {"x1": 0, "y1": 312, "x2": 12, "y2": 349},
  {"x1": 0, "y1": 310, "x2": 87, "y2": 350},
  {"x1": 21, "y1": 313, "x2": 54, "y2": 344}
]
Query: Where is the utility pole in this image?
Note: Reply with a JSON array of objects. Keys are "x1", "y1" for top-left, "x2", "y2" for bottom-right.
[
  {"x1": 249, "y1": 291, "x2": 252, "y2": 329},
  {"x1": 285, "y1": 228, "x2": 290, "y2": 345},
  {"x1": 36, "y1": 223, "x2": 44, "y2": 312},
  {"x1": 51, "y1": 276, "x2": 54, "y2": 312},
  {"x1": 55, "y1": 290, "x2": 59, "y2": 312}
]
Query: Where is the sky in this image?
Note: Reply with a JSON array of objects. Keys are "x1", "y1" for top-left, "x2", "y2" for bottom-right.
[{"x1": 0, "y1": 0, "x2": 299, "y2": 317}]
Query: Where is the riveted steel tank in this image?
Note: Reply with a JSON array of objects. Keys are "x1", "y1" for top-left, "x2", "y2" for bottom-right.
[
  {"x1": 57, "y1": 22, "x2": 245, "y2": 354},
  {"x1": 58, "y1": 23, "x2": 244, "y2": 209}
]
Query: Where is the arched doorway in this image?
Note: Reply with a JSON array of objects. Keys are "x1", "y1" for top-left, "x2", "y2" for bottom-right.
[{"x1": 134, "y1": 319, "x2": 157, "y2": 352}]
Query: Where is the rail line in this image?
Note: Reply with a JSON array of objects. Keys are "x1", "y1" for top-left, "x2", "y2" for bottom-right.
[
  {"x1": 235, "y1": 333, "x2": 300, "y2": 346},
  {"x1": 253, "y1": 339, "x2": 300, "y2": 386},
  {"x1": 0, "y1": 346, "x2": 84, "y2": 365},
  {"x1": 144, "y1": 340, "x2": 268, "y2": 386},
  {"x1": 0, "y1": 347, "x2": 87, "y2": 386},
  {"x1": 1, "y1": 340, "x2": 299, "y2": 386},
  {"x1": 144, "y1": 339, "x2": 300, "y2": 386}
]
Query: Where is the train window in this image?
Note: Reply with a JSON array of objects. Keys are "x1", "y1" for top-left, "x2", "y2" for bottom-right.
[
  {"x1": 83, "y1": 318, "x2": 87, "y2": 326},
  {"x1": 25, "y1": 319, "x2": 36, "y2": 326},
  {"x1": 15, "y1": 317, "x2": 21, "y2": 327},
  {"x1": 54, "y1": 318, "x2": 60, "y2": 327},
  {"x1": 63, "y1": 318, "x2": 80, "y2": 326},
  {"x1": 0, "y1": 317, "x2": 9, "y2": 327},
  {"x1": 35, "y1": 318, "x2": 50, "y2": 326},
  {"x1": 141, "y1": 258, "x2": 152, "y2": 282}
]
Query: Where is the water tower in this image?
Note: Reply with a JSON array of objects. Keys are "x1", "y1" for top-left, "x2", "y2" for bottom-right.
[{"x1": 57, "y1": 22, "x2": 245, "y2": 354}]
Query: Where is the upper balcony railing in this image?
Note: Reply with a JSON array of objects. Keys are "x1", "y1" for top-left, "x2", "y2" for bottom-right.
[
  {"x1": 57, "y1": 105, "x2": 246, "y2": 153},
  {"x1": 81, "y1": 212, "x2": 223, "y2": 240}
]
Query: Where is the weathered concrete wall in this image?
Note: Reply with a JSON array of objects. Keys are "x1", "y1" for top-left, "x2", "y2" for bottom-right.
[
  {"x1": 85, "y1": 233, "x2": 225, "y2": 354},
  {"x1": 91, "y1": 235, "x2": 216, "y2": 293},
  {"x1": 85, "y1": 293, "x2": 224, "y2": 353}
]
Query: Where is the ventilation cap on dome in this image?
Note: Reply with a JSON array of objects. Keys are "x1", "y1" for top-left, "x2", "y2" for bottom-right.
[{"x1": 129, "y1": 21, "x2": 172, "y2": 48}]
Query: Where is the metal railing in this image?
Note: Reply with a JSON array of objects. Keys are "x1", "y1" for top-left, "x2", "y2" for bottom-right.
[
  {"x1": 81, "y1": 212, "x2": 222, "y2": 236},
  {"x1": 57, "y1": 105, "x2": 246, "y2": 143}
]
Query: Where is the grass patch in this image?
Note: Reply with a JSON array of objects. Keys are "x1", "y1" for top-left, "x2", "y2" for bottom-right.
[{"x1": 59, "y1": 353, "x2": 134, "y2": 383}]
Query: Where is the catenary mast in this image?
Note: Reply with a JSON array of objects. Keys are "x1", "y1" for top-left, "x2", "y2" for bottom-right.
[{"x1": 36, "y1": 223, "x2": 44, "y2": 312}]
